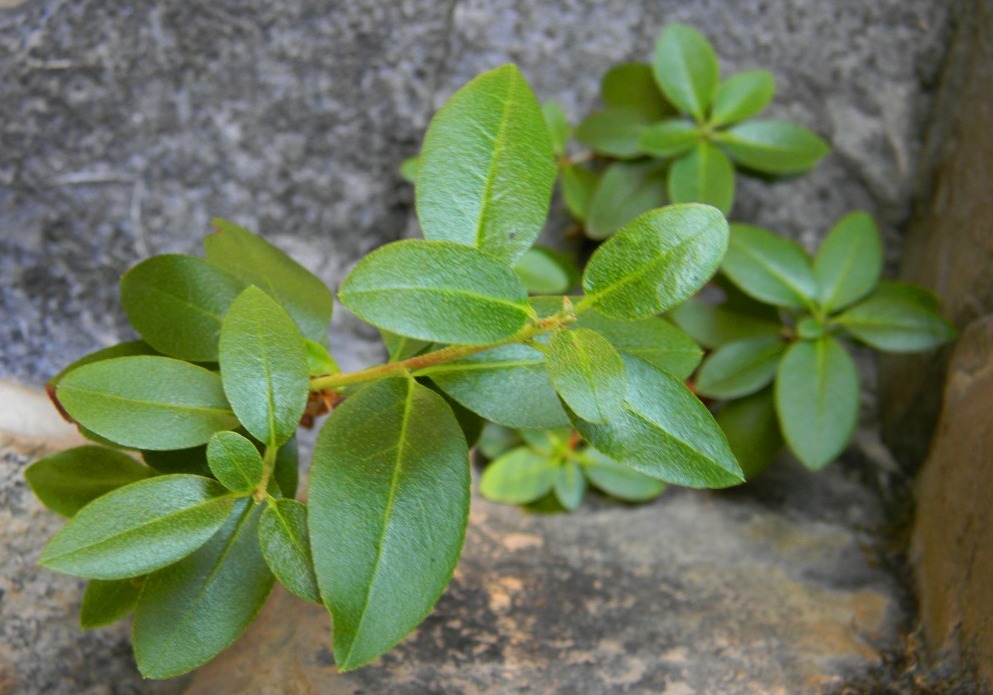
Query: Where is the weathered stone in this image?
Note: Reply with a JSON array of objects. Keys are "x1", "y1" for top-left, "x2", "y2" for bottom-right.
[{"x1": 912, "y1": 314, "x2": 993, "y2": 689}]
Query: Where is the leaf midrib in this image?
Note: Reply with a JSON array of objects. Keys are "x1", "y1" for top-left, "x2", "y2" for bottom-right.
[
  {"x1": 473, "y1": 70, "x2": 517, "y2": 253},
  {"x1": 343, "y1": 286, "x2": 528, "y2": 316},
  {"x1": 58, "y1": 385, "x2": 233, "y2": 416},
  {"x1": 584, "y1": 233, "x2": 699, "y2": 311}
]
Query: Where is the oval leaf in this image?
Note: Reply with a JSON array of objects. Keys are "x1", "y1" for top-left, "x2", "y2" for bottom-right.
[
  {"x1": 258, "y1": 499, "x2": 321, "y2": 604},
  {"x1": 480, "y1": 446, "x2": 558, "y2": 505},
  {"x1": 339, "y1": 239, "x2": 532, "y2": 345},
  {"x1": 601, "y1": 62, "x2": 675, "y2": 120},
  {"x1": 309, "y1": 378, "x2": 470, "y2": 671},
  {"x1": 585, "y1": 161, "x2": 667, "y2": 241},
  {"x1": 668, "y1": 296, "x2": 782, "y2": 349},
  {"x1": 56, "y1": 356, "x2": 238, "y2": 450},
  {"x1": 575, "y1": 309, "x2": 702, "y2": 380},
  {"x1": 39, "y1": 475, "x2": 234, "y2": 580},
  {"x1": 581, "y1": 448, "x2": 666, "y2": 502},
  {"x1": 695, "y1": 336, "x2": 786, "y2": 399},
  {"x1": 580, "y1": 204, "x2": 729, "y2": 320},
  {"x1": 80, "y1": 578, "x2": 144, "y2": 630},
  {"x1": 416, "y1": 64, "x2": 556, "y2": 265},
  {"x1": 546, "y1": 328, "x2": 626, "y2": 424},
  {"x1": 652, "y1": 23, "x2": 719, "y2": 122},
  {"x1": 715, "y1": 388, "x2": 783, "y2": 480},
  {"x1": 554, "y1": 461, "x2": 587, "y2": 511},
  {"x1": 207, "y1": 431, "x2": 265, "y2": 494},
  {"x1": 710, "y1": 70, "x2": 776, "y2": 126},
  {"x1": 834, "y1": 282, "x2": 956, "y2": 352},
  {"x1": 561, "y1": 164, "x2": 600, "y2": 223},
  {"x1": 775, "y1": 337, "x2": 859, "y2": 470},
  {"x1": 575, "y1": 106, "x2": 653, "y2": 159},
  {"x1": 718, "y1": 119, "x2": 829, "y2": 174},
  {"x1": 639, "y1": 119, "x2": 700, "y2": 158},
  {"x1": 667, "y1": 141, "x2": 735, "y2": 215},
  {"x1": 722, "y1": 223, "x2": 817, "y2": 309},
  {"x1": 219, "y1": 286, "x2": 310, "y2": 447},
  {"x1": 814, "y1": 211, "x2": 883, "y2": 313},
  {"x1": 514, "y1": 246, "x2": 580, "y2": 295}
]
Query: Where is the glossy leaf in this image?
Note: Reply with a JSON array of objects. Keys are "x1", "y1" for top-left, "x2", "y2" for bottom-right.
[
  {"x1": 668, "y1": 297, "x2": 782, "y2": 350},
  {"x1": 639, "y1": 119, "x2": 699, "y2": 158},
  {"x1": 652, "y1": 23, "x2": 719, "y2": 122},
  {"x1": 582, "y1": 448, "x2": 666, "y2": 502},
  {"x1": 667, "y1": 141, "x2": 735, "y2": 215},
  {"x1": 25, "y1": 446, "x2": 153, "y2": 518},
  {"x1": 133, "y1": 499, "x2": 273, "y2": 679},
  {"x1": 554, "y1": 461, "x2": 587, "y2": 511},
  {"x1": 120, "y1": 254, "x2": 245, "y2": 362},
  {"x1": 718, "y1": 119, "x2": 829, "y2": 174},
  {"x1": 561, "y1": 164, "x2": 600, "y2": 223},
  {"x1": 259, "y1": 499, "x2": 321, "y2": 604},
  {"x1": 542, "y1": 101, "x2": 571, "y2": 157},
  {"x1": 585, "y1": 162, "x2": 667, "y2": 240},
  {"x1": 309, "y1": 378, "x2": 470, "y2": 671},
  {"x1": 416, "y1": 64, "x2": 556, "y2": 265},
  {"x1": 39, "y1": 475, "x2": 234, "y2": 580},
  {"x1": 80, "y1": 578, "x2": 143, "y2": 630},
  {"x1": 479, "y1": 447, "x2": 558, "y2": 505},
  {"x1": 339, "y1": 240, "x2": 532, "y2": 345},
  {"x1": 695, "y1": 336, "x2": 786, "y2": 399},
  {"x1": 205, "y1": 219, "x2": 334, "y2": 344},
  {"x1": 834, "y1": 282, "x2": 956, "y2": 352},
  {"x1": 575, "y1": 107, "x2": 652, "y2": 159},
  {"x1": 775, "y1": 337, "x2": 859, "y2": 469},
  {"x1": 207, "y1": 431, "x2": 265, "y2": 494},
  {"x1": 514, "y1": 246, "x2": 580, "y2": 295},
  {"x1": 219, "y1": 287, "x2": 309, "y2": 447},
  {"x1": 813, "y1": 212, "x2": 883, "y2": 313},
  {"x1": 580, "y1": 204, "x2": 729, "y2": 319},
  {"x1": 715, "y1": 388, "x2": 782, "y2": 480},
  {"x1": 571, "y1": 356, "x2": 743, "y2": 488},
  {"x1": 722, "y1": 223, "x2": 817, "y2": 309},
  {"x1": 56, "y1": 356, "x2": 237, "y2": 450},
  {"x1": 601, "y1": 62, "x2": 674, "y2": 120},
  {"x1": 710, "y1": 70, "x2": 775, "y2": 126},
  {"x1": 546, "y1": 328, "x2": 626, "y2": 424}
]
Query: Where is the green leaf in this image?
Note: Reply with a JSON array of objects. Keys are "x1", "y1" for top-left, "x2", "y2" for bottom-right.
[
  {"x1": 39, "y1": 475, "x2": 234, "y2": 579},
  {"x1": 575, "y1": 310, "x2": 702, "y2": 379},
  {"x1": 421, "y1": 379, "x2": 485, "y2": 449},
  {"x1": 55, "y1": 356, "x2": 238, "y2": 450},
  {"x1": 601, "y1": 62, "x2": 675, "y2": 121},
  {"x1": 715, "y1": 388, "x2": 782, "y2": 480},
  {"x1": 722, "y1": 223, "x2": 817, "y2": 309},
  {"x1": 813, "y1": 212, "x2": 883, "y2": 313},
  {"x1": 775, "y1": 337, "x2": 859, "y2": 469},
  {"x1": 717, "y1": 119, "x2": 829, "y2": 174},
  {"x1": 542, "y1": 101, "x2": 571, "y2": 157},
  {"x1": 639, "y1": 119, "x2": 700, "y2": 158},
  {"x1": 480, "y1": 446, "x2": 558, "y2": 505},
  {"x1": 585, "y1": 162, "x2": 667, "y2": 241},
  {"x1": 667, "y1": 141, "x2": 735, "y2": 215},
  {"x1": 120, "y1": 254, "x2": 245, "y2": 362},
  {"x1": 399, "y1": 155, "x2": 420, "y2": 184},
  {"x1": 26, "y1": 446, "x2": 153, "y2": 518},
  {"x1": 339, "y1": 239, "x2": 532, "y2": 345},
  {"x1": 424, "y1": 343, "x2": 570, "y2": 430},
  {"x1": 305, "y1": 338, "x2": 340, "y2": 376},
  {"x1": 546, "y1": 328, "x2": 626, "y2": 424},
  {"x1": 710, "y1": 70, "x2": 776, "y2": 126},
  {"x1": 571, "y1": 356, "x2": 743, "y2": 488},
  {"x1": 142, "y1": 446, "x2": 211, "y2": 477},
  {"x1": 48, "y1": 341, "x2": 159, "y2": 389},
  {"x1": 694, "y1": 336, "x2": 786, "y2": 399},
  {"x1": 133, "y1": 498, "x2": 273, "y2": 679},
  {"x1": 379, "y1": 329, "x2": 432, "y2": 363},
  {"x1": 580, "y1": 204, "x2": 729, "y2": 319},
  {"x1": 273, "y1": 437, "x2": 299, "y2": 499},
  {"x1": 80, "y1": 578, "x2": 143, "y2": 630},
  {"x1": 309, "y1": 378, "x2": 470, "y2": 671},
  {"x1": 561, "y1": 164, "x2": 600, "y2": 223},
  {"x1": 581, "y1": 448, "x2": 666, "y2": 502},
  {"x1": 514, "y1": 246, "x2": 580, "y2": 295},
  {"x1": 554, "y1": 461, "x2": 586, "y2": 511},
  {"x1": 219, "y1": 286, "x2": 310, "y2": 447},
  {"x1": 206, "y1": 431, "x2": 265, "y2": 494},
  {"x1": 834, "y1": 282, "x2": 956, "y2": 352},
  {"x1": 478, "y1": 423, "x2": 522, "y2": 459},
  {"x1": 575, "y1": 107, "x2": 652, "y2": 159},
  {"x1": 668, "y1": 297, "x2": 782, "y2": 349},
  {"x1": 652, "y1": 24, "x2": 719, "y2": 122},
  {"x1": 416, "y1": 64, "x2": 556, "y2": 265},
  {"x1": 205, "y1": 219, "x2": 334, "y2": 344},
  {"x1": 258, "y1": 499, "x2": 321, "y2": 604}
]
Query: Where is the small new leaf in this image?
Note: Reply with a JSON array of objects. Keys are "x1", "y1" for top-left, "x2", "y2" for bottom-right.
[
  {"x1": 667, "y1": 141, "x2": 735, "y2": 215},
  {"x1": 480, "y1": 447, "x2": 558, "y2": 505},
  {"x1": 652, "y1": 23, "x2": 719, "y2": 122},
  {"x1": 554, "y1": 461, "x2": 587, "y2": 511},
  {"x1": 717, "y1": 119, "x2": 829, "y2": 174},
  {"x1": 582, "y1": 448, "x2": 666, "y2": 502},
  {"x1": 546, "y1": 328, "x2": 626, "y2": 424},
  {"x1": 258, "y1": 499, "x2": 321, "y2": 604},
  {"x1": 207, "y1": 431, "x2": 265, "y2": 494},
  {"x1": 814, "y1": 211, "x2": 883, "y2": 313},
  {"x1": 710, "y1": 70, "x2": 775, "y2": 126}
]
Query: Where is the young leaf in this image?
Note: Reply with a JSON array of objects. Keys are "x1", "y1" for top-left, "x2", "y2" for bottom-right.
[
  {"x1": 715, "y1": 388, "x2": 783, "y2": 480},
  {"x1": 542, "y1": 101, "x2": 571, "y2": 157},
  {"x1": 142, "y1": 445, "x2": 212, "y2": 477},
  {"x1": 575, "y1": 107, "x2": 652, "y2": 159},
  {"x1": 120, "y1": 254, "x2": 245, "y2": 362},
  {"x1": 775, "y1": 337, "x2": 859, "y2": 470},
  {"x1": 424, "y1": 343, "x2": 570, "y2": 430},
  {"x1": 219, "y1": 286, "x2": 310, "y2": 447},
  {"x1": 80, "y1": 578, "x2": 143, "y2": 630},
  {"x1": 133, "y1": 499, "x2": 274, "y2": 679},
  {"x1": 39, "y1": 475, "x2": 234, "y2": 580},
  {"x1": 722, "y1": 223, "x2": 817, "y2": 309},
  {"x1": 652, "y1": 23, "x2": 719, "y2": 122},
  {"x1": 25, "y1": 446, "x2": 153, "y2": 518},
  {"x1": 575, "y1": 309, "x2": 702, "y2": 380},
  {"x1": 479, "y1": 447, "x2": 558, "y2": 505},
  {"x1": 571, "y1": 356, "x2": 743, "y2": 488},
  {"x1": 581, "y1": 448, "x2": 666, "y2": 502},
  {"x1": 667, "y1": 141, "x2": 735, "y2": 215},
  {"x1": 668, "y1": 297, "x2": 782, "y2": 350},
  {"x1": 379, "y1": 329, "x2": 432, "y2": 363},
  {"x1": 717, "y1": 119, "x2": 829, "y2": 174},
  {"x1": 834, "y1": 282, "x2": 956, "y2": 352},
  {"x1": 639, "y1": 119, "x2": 700, "y2": 158},
  {"x1": 580, "y1": 204, "x2": 729, "y2": 319},
  {"x1": 416, "y1": 64, "x2": 556, "y2": 266},
  {"x1": 709, "y1": 70, "x2": 776, "y2": 126},
  {"x1": 585, "y1": 162, "x2": 667, "y2": 240},
  {"x1": 399, "y1": 156, "x2": 420, "y2": 184},
  {"x1": 812, "y1": 211, "x2": 883, "y2": 313},
  {"x1": 561, "y1": 164, "x2": 600, "y2": 223},
  {"x1": 694, "y1": 336, "x2": 786, "y2": 399},
  {"x1": 206, "y1": 431, "x2": 265, "y2": 494},
  {"x1": 554, "y1": 461, "x2": 587, "y2": 511},
  {"x1": 258, "y1": 499, "x2": 321, "y2": 604},
  {"x1": 55, "y1": 356, "x2": 238, "y2": 450},
  {"x1": 205, "y1": 219, "x2": 334, "y2": 344},
  {"x1": 305, "y1": 338, "x2": 340, "y2": 376},
  {"x1": 546, "y1": 328, "x2": 626, "y2": 424},
  {"x1": 514, "y1": 246, "x2": 580, "y2": 295},
  {"x1": 339, "y1": 239, "x2": 532, "y2": 345},
  {"x1": 601, "y1": 62, "x2": 674, "y2": 120},
  {"x1": 309, "y1": 378, "x2": 470, "y2": 671}
]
